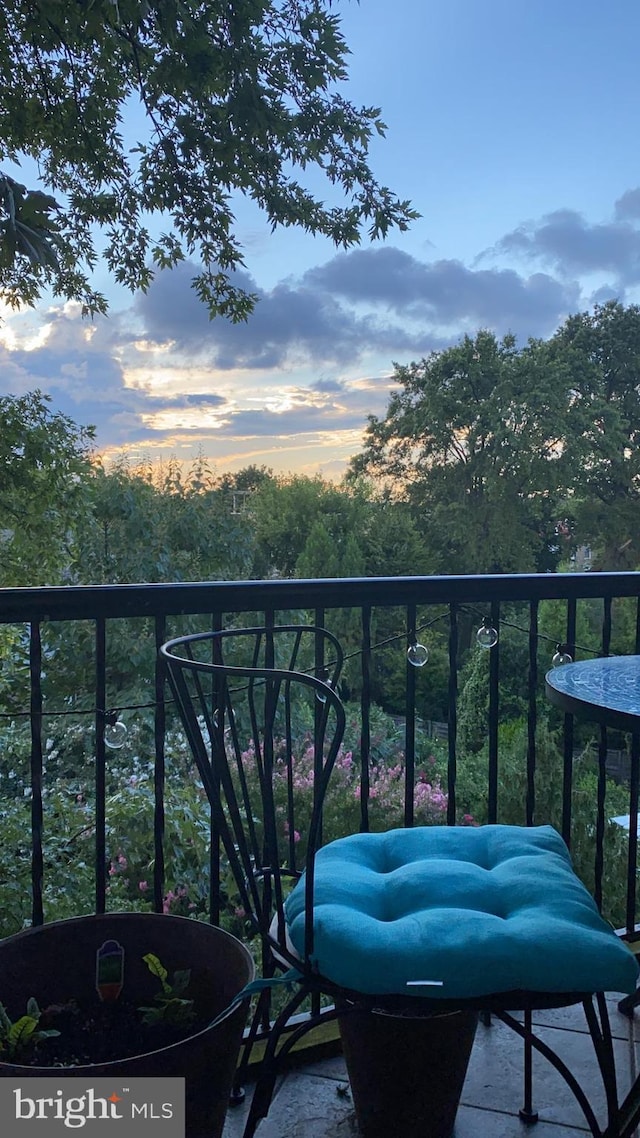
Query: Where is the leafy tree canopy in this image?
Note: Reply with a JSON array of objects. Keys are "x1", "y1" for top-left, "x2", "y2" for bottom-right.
[
  {"x1": 549, "y1": 300, "x2": 640, "y2": 569},
  {"x1": 0, "y1": 390, "x2": 94, "y2": 584},
  {"x1": 75, "y1": 454, "x2": 254, "y2": 584},
  {"x1": 0, "y1": 0, "x2": 417, "y2": 319},
  {"x1": 350, "y1": 329, "x2": 572, "y2": 574}
]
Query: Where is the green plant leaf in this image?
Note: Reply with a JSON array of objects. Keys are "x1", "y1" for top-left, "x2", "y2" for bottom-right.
[
  {"x1": 8, "y1": 1016, "x2": 36, "y2": 1056},
  {"x1": 0, "y1": 1003, "x2": 12, "y2": 1038},
  {"x1": 143, "y1": 953, "x2": 170, "y2": 993},
  {"x1": 26, "y1": 997, "x2": 40, "y2": 1019},
  {"x1": 170, "y1": 969, "x2": 191, "y2": 996}
]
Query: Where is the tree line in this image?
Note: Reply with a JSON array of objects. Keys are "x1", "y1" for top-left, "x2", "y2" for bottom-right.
[{"x1": 3, "y1": 299, "x2": 640, "y2": 592}]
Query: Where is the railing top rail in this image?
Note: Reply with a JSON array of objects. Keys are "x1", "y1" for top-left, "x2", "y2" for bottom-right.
[{"x1": 0, "y1": 572, "x2": 639, "y2": 624}]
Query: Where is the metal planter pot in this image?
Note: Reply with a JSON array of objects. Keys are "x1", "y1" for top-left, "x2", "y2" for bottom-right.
[
  {"x1": 0, "y1": 912, "x2": 254, "y2": 1138},
  {"x1": 337, "y1": 1000, "x2": 478, "y2": 1138}
]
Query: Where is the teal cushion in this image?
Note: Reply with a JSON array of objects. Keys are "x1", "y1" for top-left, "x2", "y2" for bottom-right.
[{"x1": 284, "y1": 825, "x2": 639, "y2": 998}]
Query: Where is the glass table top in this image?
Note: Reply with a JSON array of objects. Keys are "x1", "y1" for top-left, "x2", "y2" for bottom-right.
[{"x1": 545, "y1": 655, "x2": 640, "y2": 732}]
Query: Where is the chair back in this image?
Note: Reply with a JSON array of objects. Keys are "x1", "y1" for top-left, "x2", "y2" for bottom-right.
[{"x1": 160, "y1": 625, "x2": 346, "y2": 971}]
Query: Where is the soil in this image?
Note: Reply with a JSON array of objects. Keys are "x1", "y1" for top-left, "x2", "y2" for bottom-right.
[{"x1": 27, "y1": 999, "x2": 210, "y2": 1067}]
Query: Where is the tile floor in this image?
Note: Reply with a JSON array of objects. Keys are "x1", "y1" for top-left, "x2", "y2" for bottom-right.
[{"x1": 223, "y1": 996, "x2": 640, "y2": 1137}]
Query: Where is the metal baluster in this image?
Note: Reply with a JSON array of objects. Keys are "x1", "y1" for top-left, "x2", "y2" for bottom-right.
[
  {"x1": 595, "y1": 598, "x2": 612, "y2": 911},
  {"x1": 94, "y1": 616, "x2": 107, "y2": 914},
  {"x1": 526, "y1": 600, "x2": 538, "y2": 828},
  {"x1": 29, "y1": 620, "x2": 44, "y2": 927},
  {"x1": 153, "y1": 614, "x2": 167, "y2": 916},
  {"x1": 487, "y1": 599, "x2": 500, "y2": 824},
  {"x1": 447, "y1": 604, "x2": 458, "y2": 825},
  {"x1": 405, "y1": 604, "x2": 417, "y2": 828},
  {"x1": 360, "y1": 606, "x2": 372, "y2": 833},
  {"x1": 561, "y1": 599, "x2": 577, "y2": 849}
]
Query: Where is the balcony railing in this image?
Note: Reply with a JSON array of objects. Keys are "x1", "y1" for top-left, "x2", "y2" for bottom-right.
[{"x1": 1, "y1": 571, "x2": 640, "y2": 952}]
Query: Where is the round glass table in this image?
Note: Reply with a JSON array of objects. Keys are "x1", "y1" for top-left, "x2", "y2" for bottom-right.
[{"x1": 545, "y1": 655, "x2": 640, "y2": 734}]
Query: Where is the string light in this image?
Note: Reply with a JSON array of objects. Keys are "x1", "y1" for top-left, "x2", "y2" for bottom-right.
[
  {"x1": 103, "y1": 713, "x2": 127, "y2": 749},
  {"x1": 407, "y1": 640, "x2": 429, "y2": 667},
  {"x1": 476, "y1": 618, "x2": 499, "y2": 649},
  {"x1": 0, "y1": 603, "x2": 605, "y2": 726}
]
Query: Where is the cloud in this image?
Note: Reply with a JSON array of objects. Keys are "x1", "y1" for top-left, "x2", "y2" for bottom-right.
[
  {"x1": 0, "y1": 308, "x2": 231, "y2": 448},
  {"x1": 311, "y1": 378, "x2": 347, "y2": 393},
  {"x1": 5, "y1": 185, "x2": 640, "y2": 476},
  {"x1": 614, "y1": 188, "x2": 640, "y2": 221},
  {"x1": 147, "y1": 391, "x2": 226, "y2": 409},
  {"x1": 134, "y1": 261, "x2": 431, "y2": 368},
  {"x1": 492, "y1": 207, "x2": 640, "y2": 286},
  {"x1": 305, "y1": 248, "x2": 579, "y2": 338}
]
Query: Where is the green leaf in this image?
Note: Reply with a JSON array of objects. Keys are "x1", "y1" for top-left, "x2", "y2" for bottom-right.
[
  {"x1": 0, "y1": 1003, "x2": 12, "y2": 1038},
  {"x1": 25, "y1": 997, "x2": 40, "y2": 1019},
  {"x1": 8, "y1": 1016, "x2": 36, "y2": 1056},
  {"x1": 170, "y1": 968, "x2": 191, "y2": 996},
  {"x1": 143, "y1": 952, "x2": 170, "y2": 993}
]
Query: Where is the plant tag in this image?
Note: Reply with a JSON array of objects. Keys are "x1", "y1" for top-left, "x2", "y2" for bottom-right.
[{"x1": 96, "y1": 939, "x2": 125, "y2": 1002}]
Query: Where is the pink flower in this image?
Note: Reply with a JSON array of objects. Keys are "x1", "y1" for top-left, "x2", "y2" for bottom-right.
[{"x1": 138, "y1": 880, "x2": 148, "y2": 892}]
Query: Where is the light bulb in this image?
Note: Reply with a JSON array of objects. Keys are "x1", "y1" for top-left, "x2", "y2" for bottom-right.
[
  {"x1": 104, "y1": 720, "x2": 127, "y2": 749},
  {"x1": 407, "y1": 642, "x2": 429, "y2": 667},
  {"x1": 476, "y1": 623, "x2": 499, "y2": 649}
]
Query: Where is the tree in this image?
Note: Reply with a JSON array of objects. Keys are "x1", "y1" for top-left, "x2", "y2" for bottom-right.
[
  {"x1": 0, "y1": 390, "x2": 94, "y2": 585},
  {"x1": 549, "y1": 300, "x2": 640, "y2": 569},
  {"x1": 350, "y1": 330, "x2": 572, "y2": 574},
  {"x1": 73, "y1": 457, "x2": 254, "y2": 584},
  {"x1": 295, "y1": 518, "x2": 340, "y2": 578},
  {"x1": 249, "y1": 474, "x2": 364, "y2": 577},
  {"x1": 0, "y1": 1, "x2": 417, "y2": 319}
]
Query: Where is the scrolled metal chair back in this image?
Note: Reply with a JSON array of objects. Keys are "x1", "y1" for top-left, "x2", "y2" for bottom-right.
[{"x1": 161, "y1": 625, "x2": 346, "y2": 970}]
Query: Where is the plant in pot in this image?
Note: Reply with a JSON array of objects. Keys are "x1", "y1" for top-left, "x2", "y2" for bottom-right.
[{"x1": 0, "y1": 912, "x2": 255, "y2": 1138}]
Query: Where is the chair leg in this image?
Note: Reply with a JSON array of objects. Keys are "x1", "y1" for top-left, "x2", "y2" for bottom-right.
[
  {"x1": 584, "y1": 994, "x2": 619, "y2": 1135},
  {"x1": 240, "y1": 985, "x2": 311, "y2": 1138},
  {"x1": 231, "y1": 990, "x2": 272, "y2": 1107},
  {"x1": 519, "y1": 1007, "x2": 539, "y2": 1124},
  {"x1": 618, "y1": 987, "x2": 640, "y2": 1017},
  {"x1": 243, "y1": 1067, "x2": 280, "y2": 1138},
  {"x1": 497, "y1": 1008, "x2": 601, "y2": 1136}
]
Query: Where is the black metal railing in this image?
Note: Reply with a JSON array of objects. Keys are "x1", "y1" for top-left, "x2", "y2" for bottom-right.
[{"x1": 1, "y1": 572, "x2": 640, "y2": 945}]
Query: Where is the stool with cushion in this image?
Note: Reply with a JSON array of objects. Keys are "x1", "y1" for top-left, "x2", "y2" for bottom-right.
[{"x1": 161, "y1": 625, "x2": 640, "y2": 1138}]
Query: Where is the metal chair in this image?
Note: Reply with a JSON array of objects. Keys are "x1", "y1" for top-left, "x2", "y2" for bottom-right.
[{"x1": 161, "y1": 624, "x2": 640, "y2": 1138}]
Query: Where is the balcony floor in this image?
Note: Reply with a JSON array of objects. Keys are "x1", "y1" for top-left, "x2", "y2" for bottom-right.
[{"x1": 223, "y1": 996, "x2": 639, "y2": 1136}]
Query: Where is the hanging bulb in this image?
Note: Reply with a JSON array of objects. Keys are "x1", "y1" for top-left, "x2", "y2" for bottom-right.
[
  {"x1": 407, "y1": 641, "x2": 429, "y2": 667},
  {"x1": 213, "y1": 708, "x2": 234, "y2": 733},
  {"x1": 476, "y1": 620, "x2": 499, "y2": 649},
  {"x1": 552, "y1": 645, "x2": 573, "y2": 667},
  {"x1": 104, "y1": 718, "x2": 127, "y2": 749}
]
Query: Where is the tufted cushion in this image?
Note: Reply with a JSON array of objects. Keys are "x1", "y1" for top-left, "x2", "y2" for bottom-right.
[{"x1": 283, "y1": 825, "x2": 639, "y2": 998}]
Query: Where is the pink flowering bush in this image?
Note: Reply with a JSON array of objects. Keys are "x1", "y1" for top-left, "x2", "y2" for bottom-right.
[{"x1": 231, "y1": 733, "x2": 448, "y2": 862}]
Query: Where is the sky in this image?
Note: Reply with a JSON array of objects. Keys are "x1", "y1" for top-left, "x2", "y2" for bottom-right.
[{"x1": 2, "y1": 0, "x2": 640, "y2": 480}]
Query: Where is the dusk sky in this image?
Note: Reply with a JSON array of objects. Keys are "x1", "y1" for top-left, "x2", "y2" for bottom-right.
[{"x1": 2, "y1": 0, "x2": 640, "y2": 479}]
